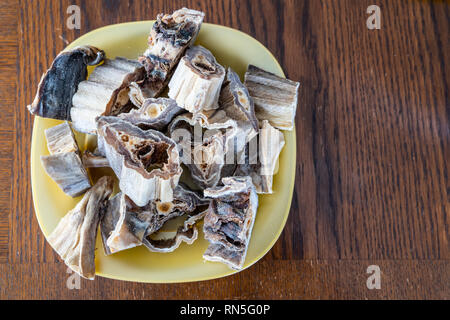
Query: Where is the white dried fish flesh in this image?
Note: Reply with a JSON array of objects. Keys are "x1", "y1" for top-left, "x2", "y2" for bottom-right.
[
  {"x1": 168, "y1": 46, "x2": 225, "y2": 113},
  {"x1": 71, "y1": 57, "x2": 145, "y2": 134},
  {"x1": 234, "y1": 120, "x2": 285, "y2": 194}
]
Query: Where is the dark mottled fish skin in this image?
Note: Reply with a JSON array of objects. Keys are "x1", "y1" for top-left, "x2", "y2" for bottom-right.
[{"x1": 27, "y1": 45, "x2": 104, "y2": 120}]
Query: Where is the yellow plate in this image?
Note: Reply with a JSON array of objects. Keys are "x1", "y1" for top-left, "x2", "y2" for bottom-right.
[{"x1": 30, "y1": 21, "x2": 296, "y2": 283}]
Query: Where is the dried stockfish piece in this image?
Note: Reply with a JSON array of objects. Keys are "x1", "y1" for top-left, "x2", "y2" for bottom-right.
[
  {"x1": 97, "y1": 116, "x2": 182, "y2": 206},
  {"x1": 44, "y1": 121, "x2": 79, "y2": 154},
  {"x1": 102, "y1": 193, "x2": 150, "y2": 254},
  {"x1": 118, "y1": 97, "x2": 183, "y2": 131},
  {"x1": 219, "y1": 67, "x2": 259, "y2": 133},
  {"x1": 138, "y1": 8, "x2": 205, "y2": 98},
  {"x1": 71, "y1": 57, "x2": 145, "y2": 134},
  {"x1": 82, "y1": 150, "x2": 110, "y2": 168},
  {"x1": 244, "y1": 64, "x2": 300, "y2": 131},
  {"x1": 169, "y1": 112, "x2": 238, "y2": 189},
  {"x1": 41, "y1": 122, "x2": 91, "y2": 197},
  {"x1": 168, "y1": 46, "x2": 226, "y2": 113},
  {"x1": 28, "y1": 45, "x2": 104, "y2": 120},
  {"x1": 47, "y1": 176, "x2": 114, "y2": 280},
  {"x1": 143, "y1": 208, "x2": 207, "y2": 253},
  {"x1": 202, "y1": 176, "x2": 258, "y2": 270},
  {"x1": 100, "y1": 184, "x2": 209, "y2": 254},
  {"x1": 234, "y1": 120, "x2": 285, "y2": 194},
  {"x1": 41, "y1": 153, "x2": 92, "y2": 197}
]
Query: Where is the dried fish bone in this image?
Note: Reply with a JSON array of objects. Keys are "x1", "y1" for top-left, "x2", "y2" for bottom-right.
[
  {"x1": 47, "y1": 176, "x2": 114, "y2": 280},
  {"x1": 97, "y1": 116, "x2": 182, "y2": 206},
  {"x1": 168, "y1": 46, "x2": 225, "y2": 113},
  {"x1": 28, "y1": 46, "x2": 104, "y2": 120},
  {"x1": 138, "y1": 8, "x2": 205, "y2": 99},
  {"x1": 203, "y1": 176, "x2": 258, "y2": 270},
  {"x1": 244, "y1": 64, "x2": 299, "y2": 131},
  {"x1": 118, "y1": 97, "x2": 183, "y2": 131},
  {"x1": 71, "y1": 57, "x2": 145, "y2": 134},
  {"x1": 40, "y1": 122, "x2": 91, "y2": 197},
  {"x1": 82, "y1": 150, "x2": 110, "y2": 168}
]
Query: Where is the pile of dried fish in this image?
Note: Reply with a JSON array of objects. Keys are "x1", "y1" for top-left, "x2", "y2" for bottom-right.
[{"x1": 28, "y1": 7, "x2": 299, "y2": 279}]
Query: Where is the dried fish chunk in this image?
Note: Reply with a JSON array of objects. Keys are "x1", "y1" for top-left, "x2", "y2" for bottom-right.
[
  {"x1": 97, "y1": 116, "x2": 182, "y2": 206},
  {"x1": 102, "y1": 193, "x2": 150, "y2": 254},
  {"x1": 28, "y1": 46, "x2": 104, "y2": 120},
  {"x1": 44, "y1": 121, "x2": 79, "y2": 155},
  {"x1": 41, "y1": 153, "x2": 91, "y2": 197},
  {"x1": 202, "y1": 176, "x2": 258, "y2": 270},
  {"x1": 168, "y1": 46, "x2": 225, "y2": 113},
  {"x1": 118, "y1": 97, "x2": 183, "y2": 131},
  {"x1": 244, "y1": 65, "x2": 299, "y2": 131},
  {"x1": 100, "y1": 184, "x2": 209, "y2": 254},
  {"x1": 234, "y1": 120, "x2": 285, "y2": 194},
  {"x1": 41, "y1": 121, "x2": 91, "y2": 197},
  {"x1": 71, "y1": 57, "x2": 145, "y2": 134},
  {"x1": 169, "y1": 113, "x2": 238, "y2": 189},
  {"x1": 47, "y1": 176, "x2": 114, "y2": 280},
  {"x1": 219, "y1": 67, "x2": 259, "y2": 133},
  {"x1": 138, "y1": 8, "x2": 205, "y2": 98}
]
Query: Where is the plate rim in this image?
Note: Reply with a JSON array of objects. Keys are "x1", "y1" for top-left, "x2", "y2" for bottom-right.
[{"x1": 30, "y1": 21, "x2": 297, "y2": 283}]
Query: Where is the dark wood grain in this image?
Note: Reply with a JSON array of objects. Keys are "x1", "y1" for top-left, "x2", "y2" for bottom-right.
[{"x1": 0, "y1": 0, "x2": 448, "y2": 299}]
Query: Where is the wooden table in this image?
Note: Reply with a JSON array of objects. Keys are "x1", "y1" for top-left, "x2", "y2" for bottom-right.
[{"x1": 0, "y1": 0, "x2": 448, "y2": 299}]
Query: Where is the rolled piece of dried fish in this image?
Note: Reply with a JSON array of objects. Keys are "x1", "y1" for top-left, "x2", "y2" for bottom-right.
[
  {"x1": 169, "y1": 113, "x2": 237, "y2": 189},
  {"x1": 138, "y1": 8, "x2": 205, "y2": 99},
  {"x1": 41, "y1": 122, "x2": 91, "y2": 197},
  {"x1": 244, "y1": 64, "x2": 300, "y2": 131},
  {"x1": 28, "y1": 46, "x2": 104, "y2": 120},
  {"x1": 100, "y1": 184, "x2": 209, "y2": 254},
  {"x1": 47, "y1": 176, "x2": 114, "y2": 280},
  {"x1": 168, "y1": 46, "x2": 226, "y2": 113},
  {"x1": 143, "y1": 208, "x2": 207, "y2": 253},
  {"x1": 71, "y1": 57, "x2": 145, "y2": 134},
  {"x1": 118, "y1": 97, "x2": 183, "y2": 131},
  {"x1": 97, "y1": 116, "x2": 182, "y2": 206},
  {"x1": 202, "y1": 176, "x2": 258, "y2": 270},
  {"x1": 234, "y1": 120, "x2": 285, "y2": 194},
  {"x1": 219, "y1": 67, "x2": 259, "y2": 133}
]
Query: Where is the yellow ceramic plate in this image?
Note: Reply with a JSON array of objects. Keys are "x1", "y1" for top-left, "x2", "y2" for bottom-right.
[{"x1": 30, "y1": 22, "x2": 296, "y2": 283}]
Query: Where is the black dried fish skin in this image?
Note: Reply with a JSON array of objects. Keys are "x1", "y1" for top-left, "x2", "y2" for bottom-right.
[{"x1": 27, "y1": 45, "x2": 105, "y2": 120}]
